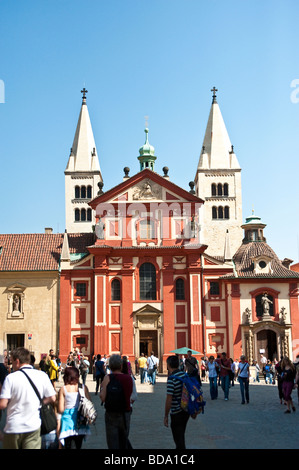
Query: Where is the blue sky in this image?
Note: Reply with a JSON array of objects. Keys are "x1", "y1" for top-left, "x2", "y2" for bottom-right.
[{"x1": 0, "y1": 0, "x2": 299, "y2": 262}]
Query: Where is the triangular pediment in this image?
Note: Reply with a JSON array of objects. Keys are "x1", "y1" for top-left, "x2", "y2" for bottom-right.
[
  {"x1": 133, "y1": 304, "x2": 162, "y2": 316},
  {"x1": 89, "y1": 169, "x2": 204, "y2": 209},
  {"x1": 5, "y1": 283, "x2": 27, "y2": 293}
]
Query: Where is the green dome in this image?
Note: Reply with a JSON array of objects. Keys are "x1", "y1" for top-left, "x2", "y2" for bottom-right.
[
  {"x1": 139, "y1": 128, "x2": 155, "y2": 157},
  {"x1": 243, "y1": 213, "x2": 266, "y2": 227},
  {"x1": 138, "y1": 128, "x2": 157, "y2": 171}
]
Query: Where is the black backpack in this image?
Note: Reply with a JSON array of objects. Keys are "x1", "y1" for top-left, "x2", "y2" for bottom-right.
[{"x1": 105, "y1": 374, "x2": 126, "y2": 412}]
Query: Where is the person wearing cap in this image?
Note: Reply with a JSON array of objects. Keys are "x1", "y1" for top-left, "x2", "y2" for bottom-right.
[{"x1": 237, "y1": 355, "x2": 250, "y2": 404}]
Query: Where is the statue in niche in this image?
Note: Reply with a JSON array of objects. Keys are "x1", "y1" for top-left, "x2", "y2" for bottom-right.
[
  {"x1": 261, "y1": 293, "x2": 272, "y2": 316},
  {"x1": 13, "y1": 294, "x2": 20, "y2": 312}
]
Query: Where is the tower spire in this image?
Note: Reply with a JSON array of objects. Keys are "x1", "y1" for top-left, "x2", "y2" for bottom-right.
[
  {"x1": 65, "y1": 90, "x2": 103, "y2": 233},
  {"x1": 194, "y1": 88, "x2": 243, "y2": 257},
  {"x1": 196, "y1": 88, "x2": 240, "y2": 170},
  {"x1": 66, "y1": 89, "x2": 101, "y2": 173}
]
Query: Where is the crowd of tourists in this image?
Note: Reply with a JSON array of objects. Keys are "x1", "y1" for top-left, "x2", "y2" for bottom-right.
[
  {"x1": 1, "y1": 346, "x2": 299, "y2": 450},
  {"x1": 195, "y1": 352, "x2": 299, "y2": 413},
  {"x1": 0, "y1": 347, "x2": 96, "y2": 449}
]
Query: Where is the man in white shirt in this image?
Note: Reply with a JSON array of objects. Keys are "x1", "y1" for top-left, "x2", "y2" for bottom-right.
[
  {"x1": 147, "y1": 352, "x2": 159, "y2": 385},
  {"x1": 232, "y1": 359, "x2": 239, "y2": 382},
  {"x1": 0, "y1": 347, "x2": 56, "y2": 449},
  {"x1": 260, "y1": 354, "x2": 267, "y2": 366}
]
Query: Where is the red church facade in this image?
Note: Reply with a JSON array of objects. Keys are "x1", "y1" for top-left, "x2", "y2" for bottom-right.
[
  {"x1": 1, "y1": 90, "x2": 299, "y2": 369},
  {"x1": 59, "y1": 169, "x2": 299, "y2": 371},
  {"x1": 59, "y1": 169, "x2": 212, "y2": 370},
  {"x1": 57, "y1": 91, "x2": 299, "y2": 371}
]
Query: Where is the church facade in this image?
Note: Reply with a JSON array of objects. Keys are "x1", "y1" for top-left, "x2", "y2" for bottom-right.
[
  {"x1": 58, "y1": 88, "x2": 299, "y2": 370},
  {"x1": 1, "y1": 87, "x2": 299, "y2": 370}
]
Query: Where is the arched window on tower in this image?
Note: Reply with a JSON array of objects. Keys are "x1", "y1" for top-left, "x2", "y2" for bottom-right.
[
  {"x1": 218, "y1": 206, "x2": 224, "y2": 219},
  {"x1": 223, "y1": 183, "x2": 229, "y2": 196},
  {"x1": 87, "y1": 186, "x2": 92, "y2": 199},
  {"x1": 75, "y1": 208, "x2": 80, "y2": 222},
  {"x1": 224, "y1": 206, "x2": 230, "y2": 219},
  {"x1": 211, "y1": 184, "x2": 217, "y2": 196},
  {"x1": 212, "y1": 207, "x2": 218, "y2": 219},
  {"x1": 87, "y1": 208, "x2": 92, "y2": 221},
  {"x1": 81, "y1": 209, "x2": 86, "y2": 221},
  {"x1": 217, "y1": 183, "x2": 223, "y2": 196},
  {"x1": 81, "y1": 186, "x2": 86, "y2": 199},
  {"x1": 139, "y1": 262, "x2": 156, "y2": 300},
  {"x1": 75, "y1": 186, "x2": 80, "y2": 199},
  {"x1": 111, "y1": 278, "x2": 121, "y2": 301}
]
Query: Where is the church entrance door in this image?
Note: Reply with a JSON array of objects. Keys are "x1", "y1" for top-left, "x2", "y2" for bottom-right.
[
  {"x1": 139, "y1": 330, "x2": 158, "y2": 357},
  {"x1": 256, "y1": 329, "x2": 277, "y2": 364}
]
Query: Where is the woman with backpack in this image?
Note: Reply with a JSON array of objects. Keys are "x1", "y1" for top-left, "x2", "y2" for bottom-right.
[{"x1": 58, "y1": 366, "x2": 91, "y2": 449}]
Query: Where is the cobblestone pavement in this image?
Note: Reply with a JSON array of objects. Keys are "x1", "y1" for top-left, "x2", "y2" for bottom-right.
[
  {"x1": 81, "y1": 374, "x2": 299, "y2": 450},
  {"x1": 1, "y1": 373, "x2": 299, "y2": 450}
]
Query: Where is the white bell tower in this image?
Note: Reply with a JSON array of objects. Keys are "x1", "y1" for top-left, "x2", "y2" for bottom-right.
[
  {"x1": 195, "y1": 88, "x2": 243, "y2": 257},
  {"x1": 65, "y1": 89, "x2": 103, "y2": 233}
]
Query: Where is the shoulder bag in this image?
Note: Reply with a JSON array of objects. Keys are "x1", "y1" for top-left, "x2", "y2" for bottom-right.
[
  {"x1": 77, "y1": 385, "x2": 97, "y2": 426},
  {"x1": 19, "y1": 368, "x2": 57, "y2": 435}
]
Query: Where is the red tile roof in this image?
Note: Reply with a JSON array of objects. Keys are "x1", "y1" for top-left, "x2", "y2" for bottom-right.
[
  {"x1": 0, "y1": 233, "x2": 95, "y2": 271},
  {"x1": 221, "y1": 241, "x2": 299, "y2": 279}
]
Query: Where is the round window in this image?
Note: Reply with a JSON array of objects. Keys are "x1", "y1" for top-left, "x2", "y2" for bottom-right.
[{"x1": 259, "y1": 260, "x2": 267, "y2": 269}]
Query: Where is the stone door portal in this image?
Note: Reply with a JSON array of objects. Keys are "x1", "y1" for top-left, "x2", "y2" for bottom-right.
[
  {"x1": 139, "y1": 330, "x2": 158, "y2": 357},
  {"x1": 256, "y1": 329, "x2": 277, "y2": 364}
]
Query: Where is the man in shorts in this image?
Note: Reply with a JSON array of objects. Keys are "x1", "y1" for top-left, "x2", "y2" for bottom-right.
[{"x1": 0, "y1": 347, "x2": 56, "y2": 449}]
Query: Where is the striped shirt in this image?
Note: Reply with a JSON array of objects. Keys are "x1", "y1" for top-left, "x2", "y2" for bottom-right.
[{"x1": 166, "y1": 370, "x2": 186, "y2": 414}]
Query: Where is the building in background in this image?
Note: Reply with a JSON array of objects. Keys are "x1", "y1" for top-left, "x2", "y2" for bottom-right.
[{"x1": 1, "y1": 88, "x2": 299, "y2": 370}]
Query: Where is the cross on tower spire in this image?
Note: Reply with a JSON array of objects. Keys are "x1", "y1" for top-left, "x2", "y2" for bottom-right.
[
  {"x1": 211, "y1": 86, "x2": 218, "y2": 103},
  {"x1": 81, "y1": 87, "x2": 88, "y2": 103}
]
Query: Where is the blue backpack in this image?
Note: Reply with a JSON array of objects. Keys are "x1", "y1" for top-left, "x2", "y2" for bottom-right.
[{"x1": 171, "y1": 373, "x2": 206, "y2": 419}]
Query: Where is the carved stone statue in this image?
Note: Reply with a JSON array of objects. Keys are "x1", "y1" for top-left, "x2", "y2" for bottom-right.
[
  {"x1": 280, "y1": 306, "x2": 287, "y2": 325},
  {"x1": 13, "y1": 294, "x2": 20, "y2": 312},
  {"x1": 244, "y1": 307, "x2": 252, "y2": 324},
  {"x1": 133, "y1": 180, "x2": 161, "y2": 200},
  {"x1": 95, "y1": 217, "x2": 105, "y2": 239},
  {"x1": 261, "y1": 293, "x2": 272, "y2": 317}
]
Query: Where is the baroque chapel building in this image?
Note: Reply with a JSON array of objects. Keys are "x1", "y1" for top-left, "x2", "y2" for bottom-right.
[{"x1": 0, "y1": 87, "x2": 299, "y2": 371}]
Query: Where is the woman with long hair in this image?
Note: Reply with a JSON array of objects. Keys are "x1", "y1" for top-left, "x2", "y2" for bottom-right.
[
  {"x1": 281, "y1": 357, "x2": 296, "y2": 414},
  {"x1": 58, "y1": 366, "x2": 91, "y2": 448}
]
